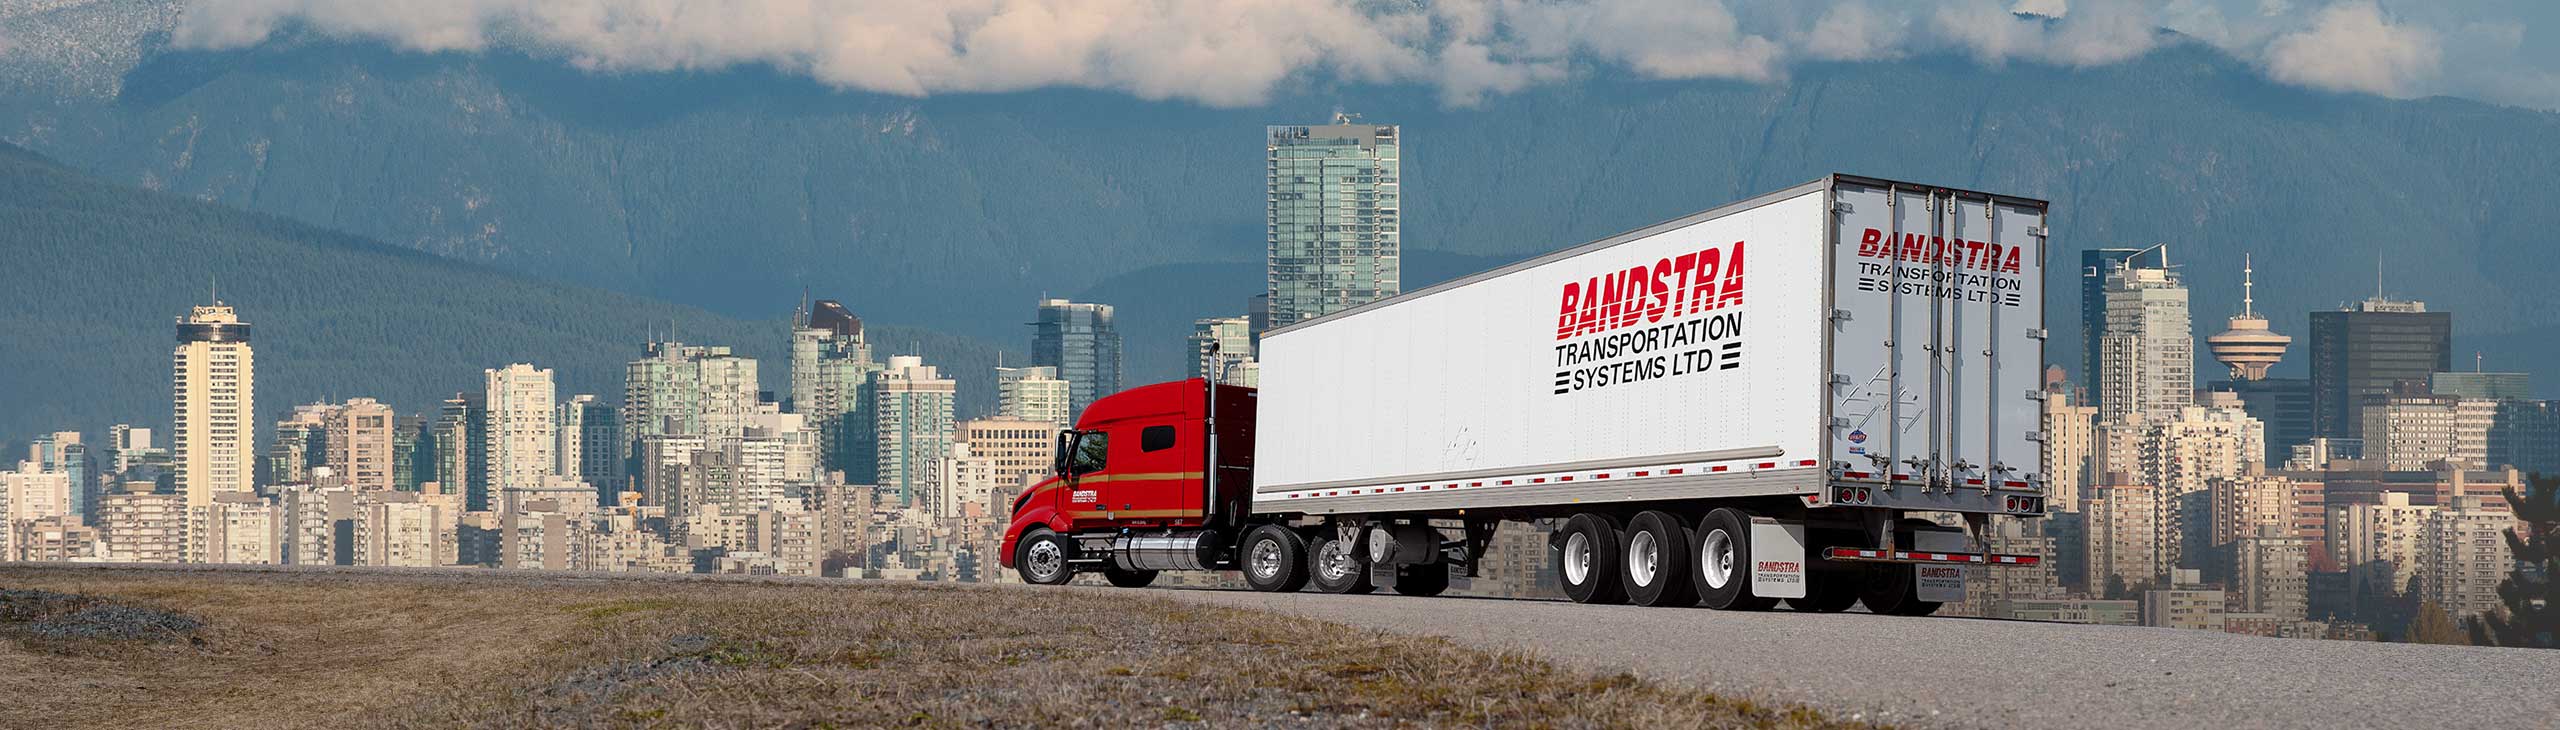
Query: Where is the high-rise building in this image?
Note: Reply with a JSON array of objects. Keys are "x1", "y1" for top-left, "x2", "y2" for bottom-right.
[
  {"x1": 2218, "y1": 378, "x2": 2312, "y2": 469},
  {"x1": 1267, "y1": 114, "x2": 1400, "y2": 329},
  {"x1": 2429, "y1": 371, "x2": 2530, "y2": 400},
  {"x1": 2098, "y1": 262, "x2": 2192, "y2": 424},
  {"x1": 2489, "y1": 400, "x2": 2560, "y2": 474},
  {"x1": 97, "y1": 480, "x2": 184, "y2": 563},
  {"x1": 874, "y1": 356, "x2": 956, "y2": 509},
  {"x1": 27, "y1": 432, "x2": 91, "y2": 525},
  {"x1": 561, "y1": 395, "x2": 622, "y2": 496},
  {"x1": 325, "y1": 398, "x2": 395, "y2": 492},
  {"x1": 623, "y1": 342, "x2": 760, "y2": 475},
  {"x1": 2078, "y1": 247, "x2": 2167, "y2": 407},
  {"x1": 2419, "y1": 496, "x2": 2518, "y2": 620},
  {"x1": 174, "y1": 302, "x2": 256, "y2": 551},
  {"x1": 2085, "y1": 481, "x2": 2163, "y2": 595},
  {"x1": 2308, "y1": 297, "x2": 2452, "y2": 439},
  {"x1": 428, "y1": 394, "x2": 477, "y2": 499},
  {"x1": 995, "y1": 366, "x2": 1072, "y2": 429},
  {"x1": 2329, "y1": 491, "x2": 2436, "y2": 605},
  {"x1": 2358, "y1": 389, "x2": 2495, "y2": 471},
  {"x1": 959, "y1": 418, "x2": 1060, "y2": 496},
  {"x1": 790, "y1": 299, "x2": 882, "y2": 478},
  {"x1": 267, "y1": 402, "x2": 333, "y2": 487},
  {"x1": 1189, "y1": 316, "x2": 1260, "y2": 387},
  {"x1": 2042, "y1": 390, "x2": 2098, "y2": 514},
  {"x1": 482, "y1": 364, "x2": 558, "y2": 512},
  {"x1": 1031, "y1": 299, "x2": 1120, "y2": 417},
  {"x1": 1, "y1": 458, "x2": 71, "y2": 522},
  {"x1": 556, "y1": 393, "x2": 595, "y2": 485}
]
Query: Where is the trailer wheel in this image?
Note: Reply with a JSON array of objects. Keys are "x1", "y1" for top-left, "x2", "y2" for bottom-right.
[
  {"x1": 1240, "y1": 525, "x2": 1311, "y2": 593},
  {"x1": 1857, "y1": 519, "x2": 1945, "y2": 617},
  {"x1": 1695, "y1": 508, "x2": 1776, "y2": 611},
  {"x1": 1015, "y1": 530, "x2": 1076, "y2": 586},
  {"x1": 1103, "y1": 566, "x2": 1159, "y2": 588},
  {"x1": 1393, "y1": 564, "x2": 1450, "y2": 597},
  {"x1": 1554, "y1": 513, "x2": 1627, "y2": 605},
  {"x1": 1309, "y1": 534, "x2": 1376, "y2": 594},
  {"x1": 1622, "y1": 511, "x2": 1698, "y2": 607}
]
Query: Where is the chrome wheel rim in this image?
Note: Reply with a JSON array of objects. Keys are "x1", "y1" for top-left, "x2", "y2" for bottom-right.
[
  {"x1": 1563, "y1": 532, "x2": 1593, "y2": 586},
  {"x1": 1628, "y1": 530, "x2": 1660, "y2": 587},
  {"x1": 1026, "y1": 540, "x2": 1064, "y2": 582},
  {"x1": 1702, "y1": 529, "x2": 1735, "y2": 589},
  {"x1": 1318, "y1": 540, "x2": 1357, "y2": 583},
  {"x1": 1250, "y1": 538, "x2": 1283, "y2": 580}
]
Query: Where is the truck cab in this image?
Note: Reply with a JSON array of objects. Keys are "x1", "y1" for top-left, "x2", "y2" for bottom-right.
[{"x1": 998, "y1": 379, "x2": 1255, "y2": 583}]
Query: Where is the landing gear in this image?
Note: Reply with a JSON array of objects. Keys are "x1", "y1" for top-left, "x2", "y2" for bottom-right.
[
  {"x1": 1622, "y1": 510, "x2": 1698, "y2": 607},
  {"x1": 1309, "y1": 534, "x2": 1376, "y2": 594},
  {"x1": 1015, "y1": 530, "x2": 1076, "y2": 586},
  {"x1": 1695, "y1": 508, "x2": 1776, "y2": 611},
  {"x1": 1241, "y1": 525, "x2": 1312, "y2": 593},
  {"x1": 1555, "y1": 513, "x2": 1627, "y2": 605}
]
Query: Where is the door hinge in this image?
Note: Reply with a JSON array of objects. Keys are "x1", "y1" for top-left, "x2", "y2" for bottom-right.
[
  {"x1": 2026, "y1": 389, "x2": 2049, "y2": 402},
  {"x1": 1830, "y1": 374, "x2": 1853, "y2": 386},
  {"x1": 2025, "y1": 327, "x2": 2049, "y2": 340},
  {"x1": 1834, "y1": 201, "x2": 1856, "y2": 214},
  {"x1": 2026, "y1": 226, "x2": 2049, "y2": 238},
  {"x1": 1830, "y1": 417, "x2": 1854, "y2": 429},
  {"x1": 2024, "y1": 431, "x2": 2048, "y2": 443},
  {"x1": 1831, "y1": 308, "x2": 1854, "y2": 322}
]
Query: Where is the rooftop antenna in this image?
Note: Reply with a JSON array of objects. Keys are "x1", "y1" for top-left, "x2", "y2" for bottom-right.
[
  {"x1": 209, "y1": 275, "x2": 219, "y2": 305},
  {"x1": 2241, "y1": 253, "x2": 2255, "y2": 317},
  {"x1": 2476, "y1": 352, "x2": 2484, "y2": 372},
  {"x1": 2375, "y1": 252, "x2": 2385, "y2": 301}
]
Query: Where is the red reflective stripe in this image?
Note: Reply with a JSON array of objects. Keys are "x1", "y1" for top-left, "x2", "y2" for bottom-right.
[
  {"x1": 1470, "y1": 482, "x2": 1483, "y2": 487},
  {"x1": 1711, "y1": 466, "x2": 1730, "y2": 472},
  {"x1": 1560, "y1": 476, "x2": 1575, "y2": 482},
  {"x1": 1844, "y1": 471, "x2": 1872, "y2": 479},
  {"x1": 1965, "y1": 478, "x2": 1986, "y2": 485},
  {"x1": 1500, "y1": 480, "x2": 1515, "y2": 485},
  {"x1": 1532, "y1": 478, "x2": 1546, "y2": 484},
  {"x1": 1756, "y1": 462, "x2": 1778, "y2": 469},
  {"x1": 1796, "y1": 459, "x2": 1818, "y2": 466},
  {"x1": 1891, "y1": 474, "x2": 1911, "y2": 481},
  {"x1": 1666, "y1": 468, "x2": 1686, "y2": 475}
]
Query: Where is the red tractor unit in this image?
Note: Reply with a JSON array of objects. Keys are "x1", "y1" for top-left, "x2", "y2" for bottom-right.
[{"x1": 1001, "y1": 175, "x2": 2052, "y2": 612}]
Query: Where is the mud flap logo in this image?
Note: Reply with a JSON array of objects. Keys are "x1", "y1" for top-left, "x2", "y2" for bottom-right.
[
  {"x1": 1912, "y1": 529, "x2": 1968, "y2": 603},
  {"x1": 1749, "y1": 518, "x2": 1807, "y2": 599}
]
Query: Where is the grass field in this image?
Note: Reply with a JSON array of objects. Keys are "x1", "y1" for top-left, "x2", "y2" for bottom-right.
[{"x1": 0, "y1": 566, "x2": 1869, "y2": 729}]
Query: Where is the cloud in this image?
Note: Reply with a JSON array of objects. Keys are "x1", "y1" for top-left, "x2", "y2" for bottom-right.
[
  {"x1": 160, "y1": 0, "x2": 2557, "y2": 110},
  {"x1": 2261, "y1": 1, "x2": 2438, "y2": 98}
]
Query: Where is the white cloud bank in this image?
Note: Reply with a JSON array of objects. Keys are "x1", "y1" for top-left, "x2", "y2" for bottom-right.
[{"x1": 159, "y1": 0, "x2": 2554, "y2": 110}]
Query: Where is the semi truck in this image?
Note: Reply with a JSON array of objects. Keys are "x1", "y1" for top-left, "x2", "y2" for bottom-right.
[{"x1": 999, "y1": 174, "x2": 2050, "y2": 613}]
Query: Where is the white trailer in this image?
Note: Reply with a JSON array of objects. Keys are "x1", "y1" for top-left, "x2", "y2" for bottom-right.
[{"x1": 1248, "y1": 174, "x2": 2050, "y2": 611}]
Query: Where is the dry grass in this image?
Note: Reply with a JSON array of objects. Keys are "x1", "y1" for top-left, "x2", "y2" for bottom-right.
[{"x1": 0, "y1": 567, "x2": 1872, "y2": 729}]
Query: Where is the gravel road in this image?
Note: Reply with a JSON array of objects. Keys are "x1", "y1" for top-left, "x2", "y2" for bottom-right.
[{"x1": 1148, "y1": 587, "x2": 2560, "y2": 729}]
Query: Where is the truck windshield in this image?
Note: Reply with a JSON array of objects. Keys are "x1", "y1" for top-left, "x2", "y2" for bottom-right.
[{"x1": 1068, "y1": 431, "x2": 1108, "y2": 475}]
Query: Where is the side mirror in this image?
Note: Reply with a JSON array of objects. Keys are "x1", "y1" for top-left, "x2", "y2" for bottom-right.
[{"x1": 1053, "y1": 430, "x2": 1073, "y2": 475}]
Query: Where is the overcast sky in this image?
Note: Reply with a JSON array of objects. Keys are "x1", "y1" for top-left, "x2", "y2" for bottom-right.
[{"x1": 24, "y1": 0, "x2": 2560, "y2": 111}]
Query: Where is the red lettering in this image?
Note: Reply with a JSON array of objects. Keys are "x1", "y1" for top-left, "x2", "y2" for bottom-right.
[
  {"x1": 1619, "y1": 266, "x2": 1649, "y2": 328},
  {"x1": 1688, "y1": 249, "x2": 1721, "y2": 316},
  {"x1": 1577, "y1": 275, "x2": 1601, "y2": 337},
  {"x1": 1556, "y1": 281, "x2": 1581, "y2": 340},
  {"x1": 1646, "y1": 260, "x2": 1672, "y2": 322},
  {"x1": 2004, "y1": 246, "x2": 2022, "y2": 273},
  {"x1": 1859, "y1": 228, "x2": 1883, "y2": 258},
  {"x1": 1671, "y1": 252, "x2": 1699, "y2": 315},
  {"x1": 1900, "y1": 233, "x2": 1925, "y2": 262},
  {"x1": 1716, "y1": 241, "x2": 1746, "y2": 309}
]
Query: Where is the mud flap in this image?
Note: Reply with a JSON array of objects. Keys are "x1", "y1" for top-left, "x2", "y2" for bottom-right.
[
  {"x1": 1749, "y1": 517, "x2": 1807, "y2": 599},
  {"x1": 1913, "y1": 528, "x2": 1968, "y2": 604}
]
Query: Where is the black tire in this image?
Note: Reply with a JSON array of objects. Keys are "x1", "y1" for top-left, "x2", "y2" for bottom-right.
[
  {"x1": 1554, "y1": 513, "x2": 1627, "y2": 605},
  {"x1": 1695, "y1": 508, "x2": 1777, "y2": 611},
  {"x1": 1393, "y1": 564, "x2": 1450, "y2": 597},
  {"x1": 1622, "y1": 510, "x2": 1698, "y2": 607},
  {"x1": 1103, "y1": 566, "x2": 1159, "y2": 588},
  {"x1": 1015, "y1": 530, "x2": 1076, "y2": 586},
  {"x1": 1240, "y1": 525, "x2": 1311, "y2": 593},
  {"x1": 1858, "y1": 519, "x2": 1946, "y2": 617},
  {"x1": 1309, "y1": 534, "x2": 1376, "y2": 594}
]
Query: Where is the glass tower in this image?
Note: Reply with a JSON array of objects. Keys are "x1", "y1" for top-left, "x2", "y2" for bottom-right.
[{"x1": 1267, "y1": 114, "x2": 1400, "y2": 329}]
